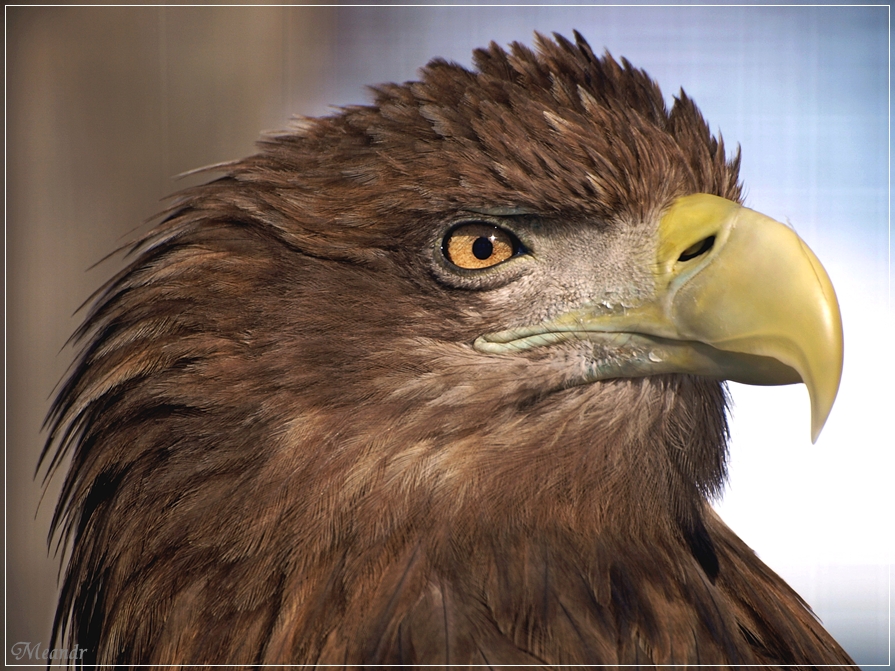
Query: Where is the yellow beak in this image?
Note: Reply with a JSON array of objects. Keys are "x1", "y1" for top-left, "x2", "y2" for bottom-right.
[{"x1": 474, "y1": 194, "x2": 844, "y2": 442}]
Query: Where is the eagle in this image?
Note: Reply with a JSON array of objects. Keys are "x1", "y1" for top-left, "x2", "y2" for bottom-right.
[{"x1": 42, "y1": 32, "x2": 851, "y2": 666}]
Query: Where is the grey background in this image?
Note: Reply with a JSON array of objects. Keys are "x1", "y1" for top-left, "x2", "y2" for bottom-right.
[{"x1": 6, "y1": 5, "x2": 892, "y2": 667}]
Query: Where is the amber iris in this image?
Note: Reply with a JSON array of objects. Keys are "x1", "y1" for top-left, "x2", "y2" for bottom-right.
[{"x1": 444, "y1": 224, "x2": 516, "y2": 269}]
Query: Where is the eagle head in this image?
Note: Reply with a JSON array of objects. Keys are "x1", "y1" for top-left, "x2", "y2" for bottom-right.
[{"x1": 43, "y1": 31, "x2": 848, "y2": 666}]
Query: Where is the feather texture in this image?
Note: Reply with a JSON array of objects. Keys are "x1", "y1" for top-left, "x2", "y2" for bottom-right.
[{"x1": 41, "y1": 32, "x2": 852, "y2": 667}]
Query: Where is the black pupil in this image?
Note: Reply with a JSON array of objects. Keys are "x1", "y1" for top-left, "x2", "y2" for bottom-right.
[{"x1": 472, "y1": 236, "x2": 494, "y2": 260}]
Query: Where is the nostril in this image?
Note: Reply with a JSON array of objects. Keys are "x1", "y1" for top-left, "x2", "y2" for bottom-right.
[{"x1": 678, "y1": 235, "x2": 716, "y2": 262}]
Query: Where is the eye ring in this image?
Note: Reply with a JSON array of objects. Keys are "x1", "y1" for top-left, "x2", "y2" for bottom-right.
[{"x1": 442, "y1": 223, "x2": 523, "y2": 270}]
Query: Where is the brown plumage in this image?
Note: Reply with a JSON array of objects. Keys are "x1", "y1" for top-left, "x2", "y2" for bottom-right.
[{"x1": 42, "y1": 32, "x2": 853, "y2": 667}]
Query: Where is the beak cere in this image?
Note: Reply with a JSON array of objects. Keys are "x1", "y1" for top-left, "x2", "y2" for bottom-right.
[
  {"x1": 661, "y1": 194, "x2": 843, "y2": 441},
  {"x1": 475, "y1": 193, "x2": 844, "y2": 443}
]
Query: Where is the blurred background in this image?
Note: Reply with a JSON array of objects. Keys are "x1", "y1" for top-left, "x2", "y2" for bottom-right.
[{"x1": 6, "y1": 4, "x2": 891, "y2": 667}]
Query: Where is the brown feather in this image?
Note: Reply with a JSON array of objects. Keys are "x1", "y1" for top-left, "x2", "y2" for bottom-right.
[{"x1": 41, "y1": 31, "x2": 852, "y2": 667}]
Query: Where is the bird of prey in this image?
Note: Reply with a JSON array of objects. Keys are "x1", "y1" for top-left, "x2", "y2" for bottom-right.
[{"x1": 42, "y1": 32, "x2": 850, "y2": 667}]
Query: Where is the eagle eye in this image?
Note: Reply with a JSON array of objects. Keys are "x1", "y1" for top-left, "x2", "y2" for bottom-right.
[{"x1": 443, "y1": 223, "x2": 522, "y2": 270}]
